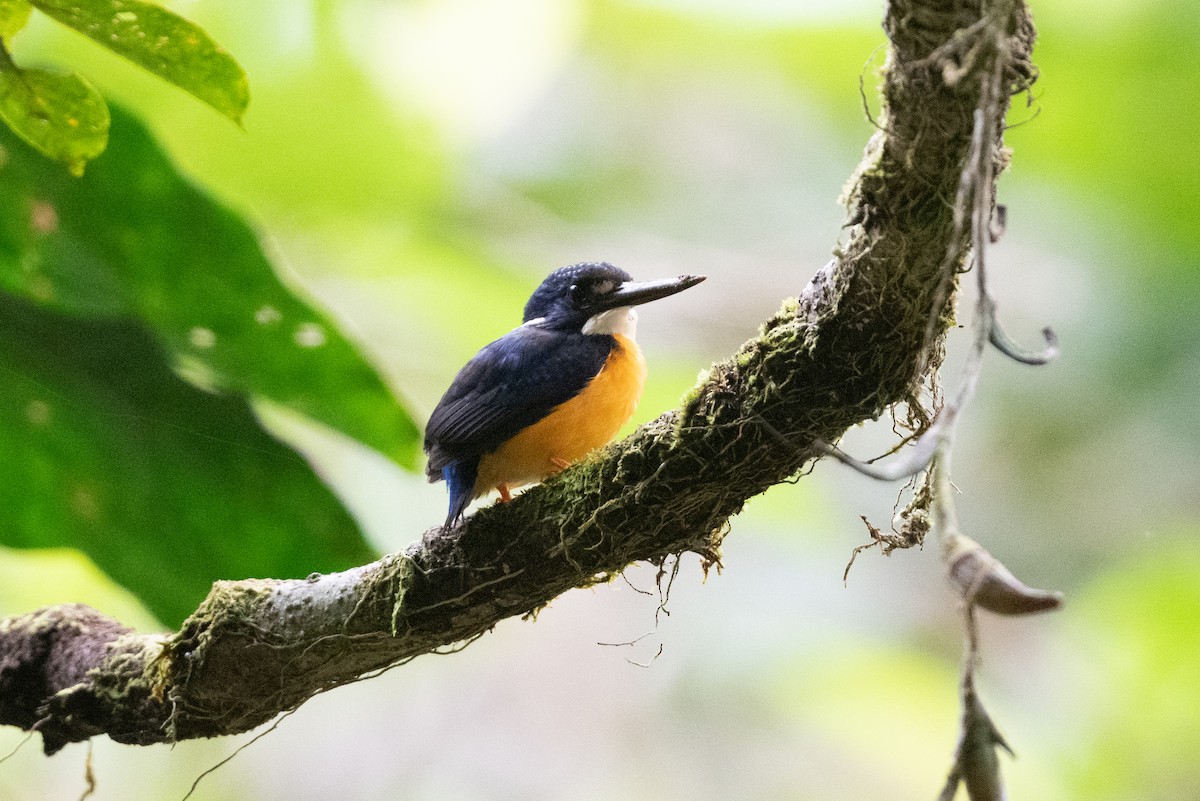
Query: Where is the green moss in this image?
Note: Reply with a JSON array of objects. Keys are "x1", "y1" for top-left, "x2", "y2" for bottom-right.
[{"x1": 388, "y1": 553, "x2": 427, "y2": 637}]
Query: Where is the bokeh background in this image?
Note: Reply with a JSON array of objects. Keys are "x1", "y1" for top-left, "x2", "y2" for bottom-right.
[{"x1": 2, "y1": 0, "x2": 1198, "y2": 799}]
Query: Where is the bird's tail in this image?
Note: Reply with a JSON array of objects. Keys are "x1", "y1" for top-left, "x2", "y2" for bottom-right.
[{"x1": 442, "y1": 460, "x2": 478, "y2": 527}]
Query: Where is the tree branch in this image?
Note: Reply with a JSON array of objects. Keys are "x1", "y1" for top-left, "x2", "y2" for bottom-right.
[{"x1": 0, "y1": 0, "x2": 1036, "y2": 754}]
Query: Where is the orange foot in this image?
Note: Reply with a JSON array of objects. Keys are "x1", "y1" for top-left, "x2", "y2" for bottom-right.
[
  {"x1": 549, "y1": 457, "x2": 572, "y2": 473},
  {"x1": 496, "y1": 484, "x2": 512, "y2": 503}
]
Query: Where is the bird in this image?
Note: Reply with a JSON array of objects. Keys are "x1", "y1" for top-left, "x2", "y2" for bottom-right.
[{"x1": 424, "y1": 262, "x2": 705, "y2": 527}]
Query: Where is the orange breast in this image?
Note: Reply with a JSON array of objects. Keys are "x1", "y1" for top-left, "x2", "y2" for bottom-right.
[{"x1": 473, "y1": 334, "x2": 646, "y2": 497}]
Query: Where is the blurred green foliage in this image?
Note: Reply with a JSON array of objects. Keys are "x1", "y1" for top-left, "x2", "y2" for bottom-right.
[
  {"x1": 0, "y1": 0, "x2": 1196, "y2": 799},
  {"x1": 1063, "y1": 537, "x2": 1200, "y2": 800},
  {"x1": 0, "y1": 0, "x2": 33, "y2": 38},
  {"x1": 29, "y1": 0, "x2": 249, "y2": 123},
  {"x1": 0, "y1": 0, "x2": 247, "y2": 173},
  {"x1": 0, "y1": 104, "x2": 421, "y2": 466},
  {"x1": 0, "y1": 45, "x2": 108, "y2": 176},
  {"x1": 1023, "y1": 0, "x2": 1200, "y2": 274},
  {"x1": 0, "y1": 105, "x2": 419, "y2": 625},
  {"x1": 0, "y1": 291, "x2": 375, "y2": 625}
]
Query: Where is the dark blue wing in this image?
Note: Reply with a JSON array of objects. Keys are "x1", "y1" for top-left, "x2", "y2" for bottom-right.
[{"x1": 424, "y1": 325, "x2": 614, "y2": 480}]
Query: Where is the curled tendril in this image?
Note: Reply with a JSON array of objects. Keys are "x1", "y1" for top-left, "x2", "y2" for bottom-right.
[
  {"x1": 812, "y1": 432, "x2": 939, "y2": 482},
  {"x1": 989, "y1": 317, "x2": 1060, "y2": 365}
]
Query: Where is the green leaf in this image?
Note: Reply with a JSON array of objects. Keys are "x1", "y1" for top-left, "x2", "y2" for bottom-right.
[
  {"x1": 0, "y1": 56, "x2": 108, "y2": 175},
  {"x1": 0, "y1": 0, "x2": 32, "y2": 38},
  {"x1": 0, "y1": 291, "x2": 377, "y2": 627},
  {"x1": 0, "y1": 103, "x2": 421, "y2": 468},
  {"x1": 27, "y1": 0, "x2": 248, "y2": 123}
]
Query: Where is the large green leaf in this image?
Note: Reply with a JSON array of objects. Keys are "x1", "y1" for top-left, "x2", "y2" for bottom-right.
[
  {"x1": 0, "y1": 104, "x2": 421, "y2": 468},
  {"x1": 28, "y1": 0, "x2": 248, "y2": 123},
  {"x1": 0, "y1": 292, "x2": 376, "y2": 627}
]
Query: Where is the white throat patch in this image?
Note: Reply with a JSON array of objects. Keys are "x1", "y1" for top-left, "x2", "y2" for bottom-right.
[{"x1": 582, "y1": 306, "x2": 638, "y2": 339}]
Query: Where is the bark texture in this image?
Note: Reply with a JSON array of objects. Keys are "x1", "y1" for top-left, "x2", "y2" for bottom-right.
[{"x1": 0, "y1": 0, "x2": 1035, "y2": 754}]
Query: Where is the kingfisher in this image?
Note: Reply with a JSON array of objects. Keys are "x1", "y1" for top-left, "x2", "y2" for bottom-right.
[{"x1": 425, "y1": 262, "x2": 705, "y2": 527}]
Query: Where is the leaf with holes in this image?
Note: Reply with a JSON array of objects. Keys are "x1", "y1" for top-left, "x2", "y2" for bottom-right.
[
  {"x1": 0, "y1": 293, "x2": 377, "y2": 627},
  {"x1": 0, "y1": 104, "x2": 421, "y2": 468},
  {"x1": 0, "y1": 105, "x2": 422, "y2": 624}
]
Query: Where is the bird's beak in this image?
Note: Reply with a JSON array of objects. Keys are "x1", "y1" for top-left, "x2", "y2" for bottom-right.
[{"x1": 599, "y1": 274, "x2": 706, "y2": 310}]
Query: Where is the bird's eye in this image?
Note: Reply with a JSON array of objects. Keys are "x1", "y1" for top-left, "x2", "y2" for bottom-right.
[{"x1": 570, "y1": 278, "x2": 616, "y2": 305}]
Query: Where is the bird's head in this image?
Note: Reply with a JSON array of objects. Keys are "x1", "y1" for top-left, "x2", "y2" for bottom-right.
[{"x1": 523, "y1": 262, "x2": 705, "y2": 333}]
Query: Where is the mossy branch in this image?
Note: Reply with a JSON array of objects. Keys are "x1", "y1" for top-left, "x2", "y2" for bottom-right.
[{"x1": 0, "y1": 0, "x2": 1035, "y2": 754}]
